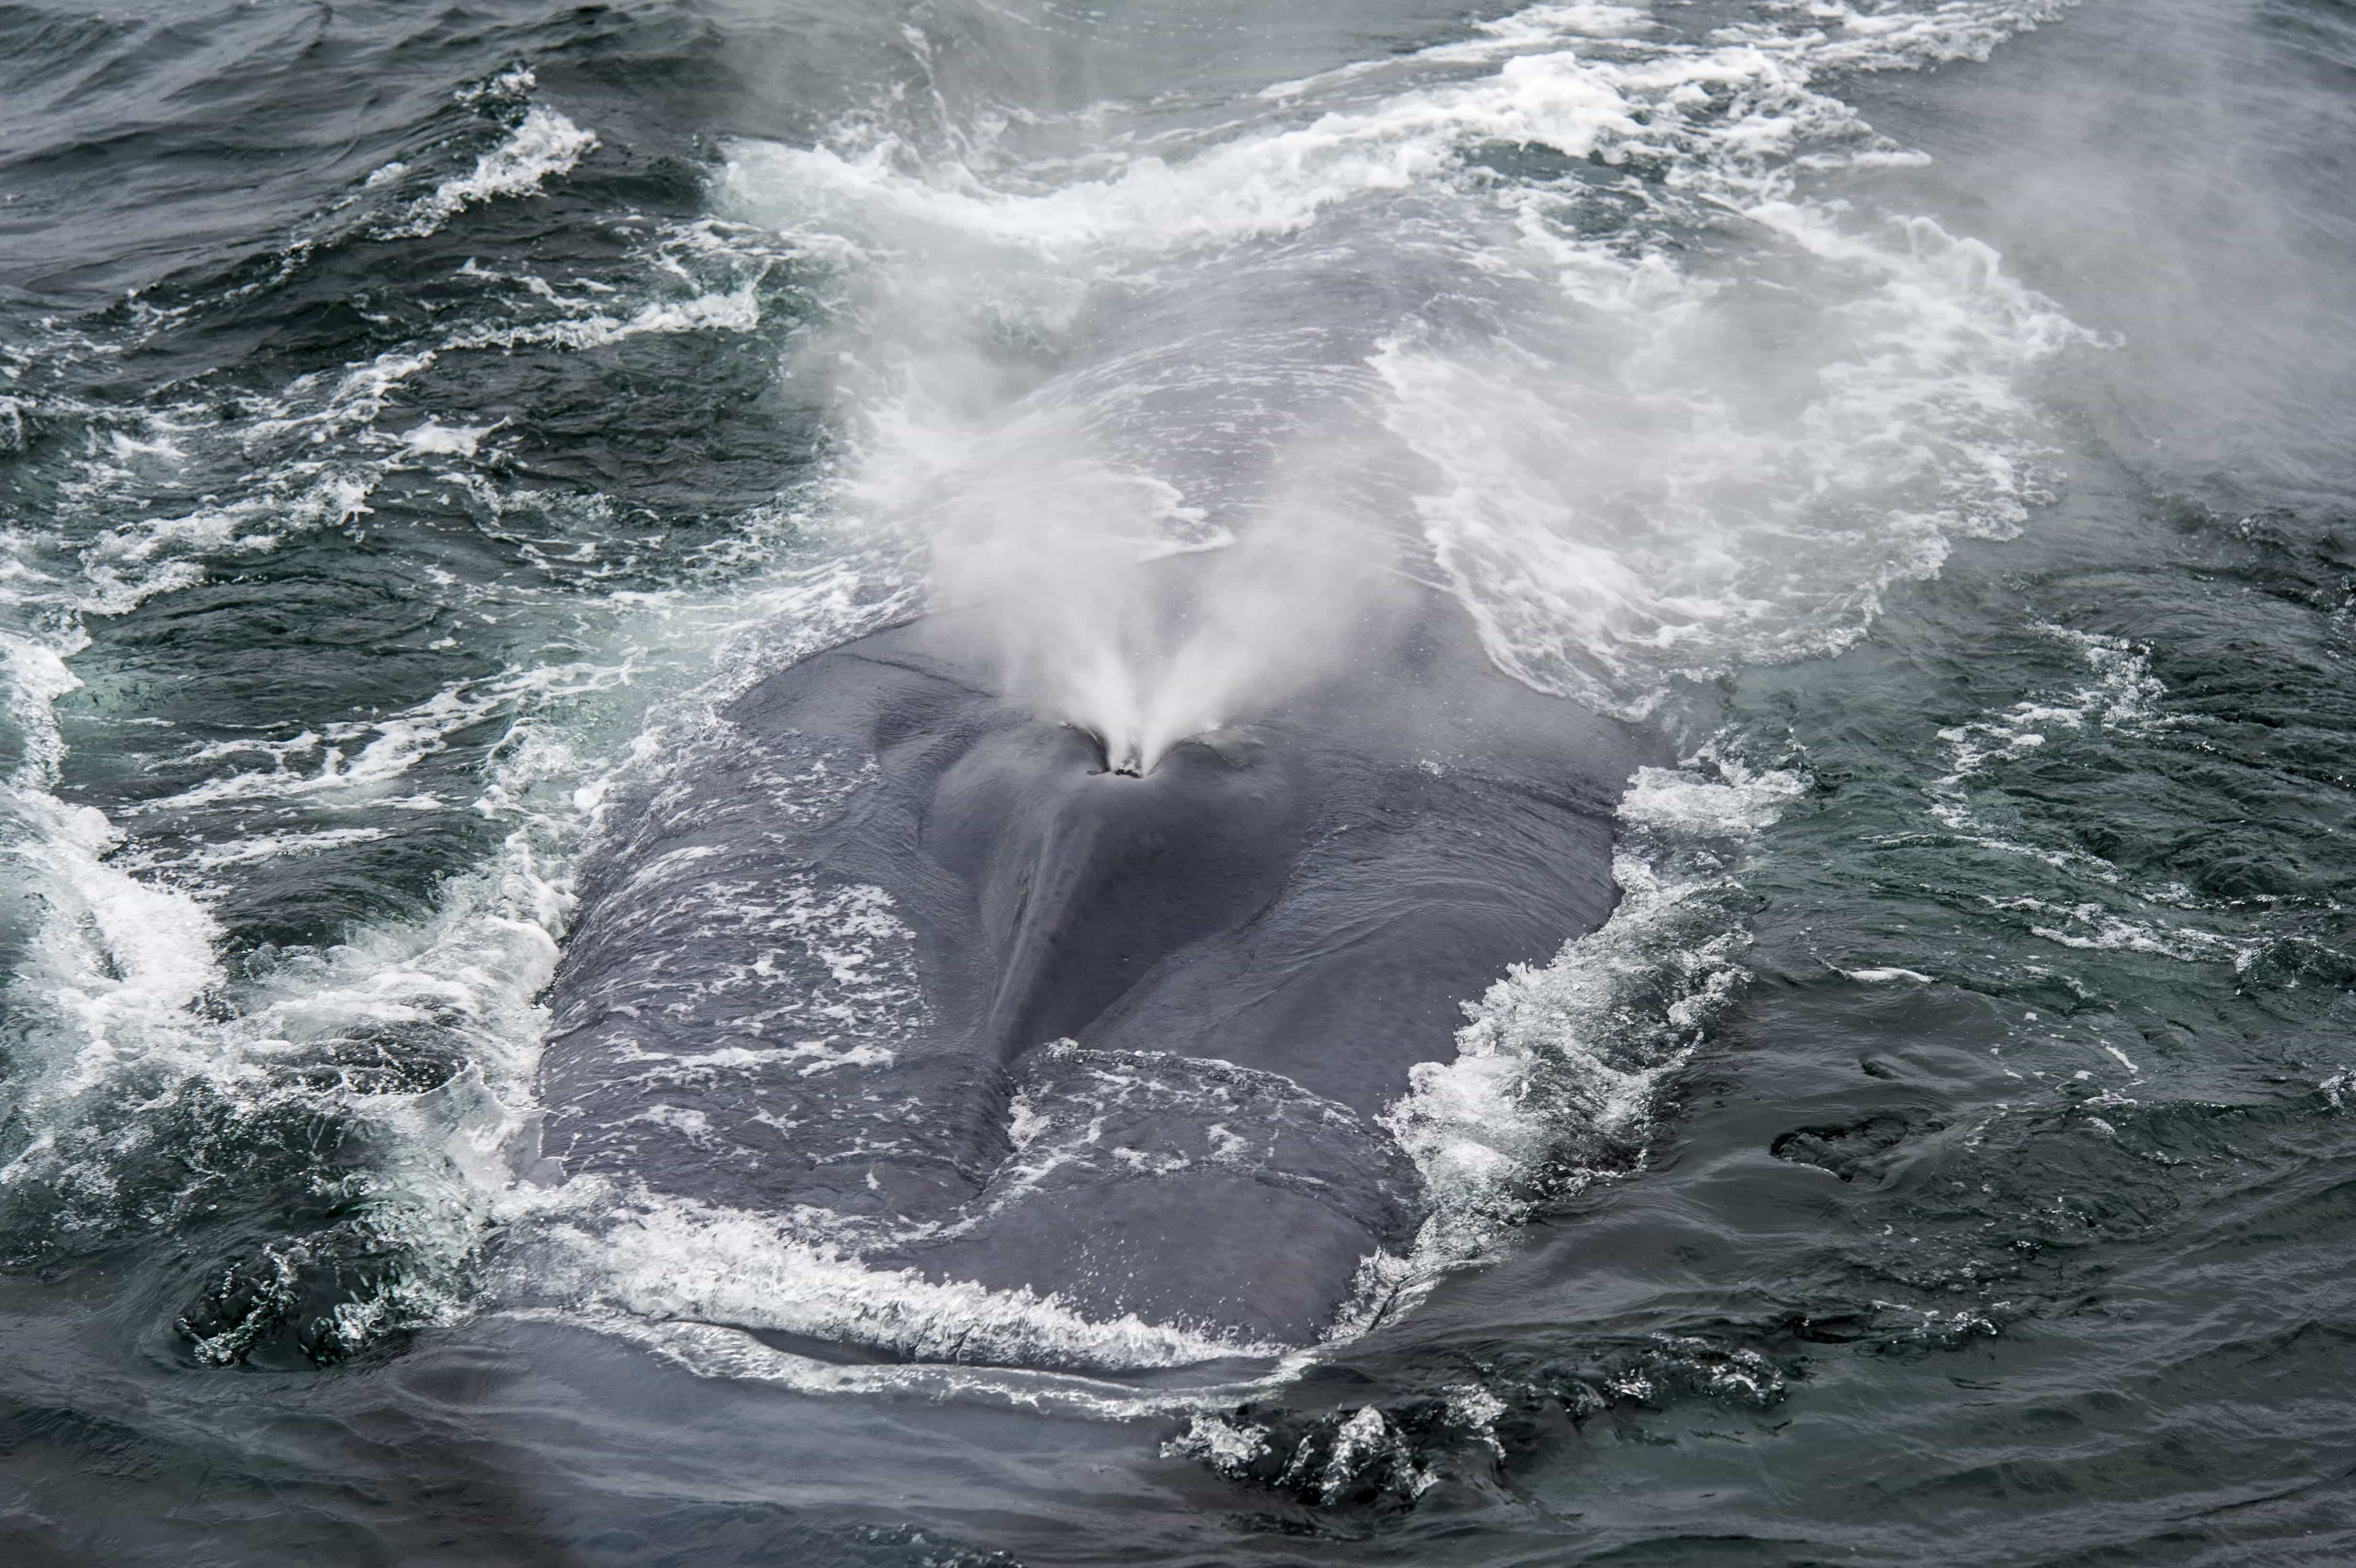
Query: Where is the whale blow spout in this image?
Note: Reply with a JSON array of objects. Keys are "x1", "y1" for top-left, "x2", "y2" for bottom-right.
[
  {"x1": 1070, "y1": 725, "x2": 1147, "y2": 779},
  {"x1": 539, "y1": 604, "x2": 1660, "y2": 1353}
]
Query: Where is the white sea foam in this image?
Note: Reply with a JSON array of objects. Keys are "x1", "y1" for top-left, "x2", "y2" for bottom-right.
[
  {"x1": 1984, "y1": 895, "x2": 2234, "y2": 960},
  {"x1": 381, "y1": 105, "x2": 599, "y2": 240},
  {"x1": 430, "y1": 220, "x2": 796, "y2": 359},
  {"x1": 537, "y1": 1312, "x2": 1305, "y2": 1421},
  {"x1": 403, "y1": 421, "x2": 493, "y2": 457},
  {"x1": 127, "y1": 657, "x2": 641, "y2": 815},
  {"x1": 1743, "y1": 0, "x2": 2072, "y2": 70},
  {"x1": 502, "y1": 1187, "x2": 1284, "y2": 1373},
  {"x1": 1350, "y1": 758, "x2": 1808, "y2": 1327},
  {"x1": 1918, "y1": 626, "x2": 2245, "y2": 965},
  {"x1": 1936, "y1": 627, "x2": 2171, "y2": 784},
  {"x1": 125, "y1": 826, "x2": 395, "y2": 876},
  {"x1": 0, "y1": 636, "x2": 231, "y2": 1189},
  {"x1": 441, "y1": 281, "x2": 765, "y2": 353}
]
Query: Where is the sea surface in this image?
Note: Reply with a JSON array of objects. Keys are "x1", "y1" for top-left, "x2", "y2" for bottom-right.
[{"x1": 3, "y1": 0, "x2": 2355, "y2": 1562}]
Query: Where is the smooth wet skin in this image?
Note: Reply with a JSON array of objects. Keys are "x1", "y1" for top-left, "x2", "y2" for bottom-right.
[
  {"x1": 541, "y1": 606, "x2": 1658, "y2": 1349},
  {"x1": 931, "y1": 722, "x2": 1312, "y2": 1062}
]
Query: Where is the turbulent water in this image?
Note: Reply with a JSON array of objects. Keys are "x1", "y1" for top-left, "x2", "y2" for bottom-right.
[{"x1": 3, "y1": 0, "x2": 2354, "y2": 1561}]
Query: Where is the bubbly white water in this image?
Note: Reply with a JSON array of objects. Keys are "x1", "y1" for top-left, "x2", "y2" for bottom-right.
[
  {"x1": 0, "y1": 0, "x2": 2098, "y2": 1402},
  {"x1": 377, "y1": 69, "x2": 600, "y2": 240},
  {"x1": 1356, "y1": 754, "x2": 1809, "y2": 1332}
]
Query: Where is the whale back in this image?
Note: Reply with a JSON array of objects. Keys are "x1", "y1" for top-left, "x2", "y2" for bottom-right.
[{"x1": 539, "y1": 608, "x2": 1655, "y2": 1350}]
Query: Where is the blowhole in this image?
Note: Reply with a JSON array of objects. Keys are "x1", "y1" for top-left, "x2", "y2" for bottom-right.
[
  {"x1": 1064, "y1": 722, "x2": 1229, "y2": 779},
  {"x1": 1067, "y1": 724, "x2": 1145, "y2": 778}
]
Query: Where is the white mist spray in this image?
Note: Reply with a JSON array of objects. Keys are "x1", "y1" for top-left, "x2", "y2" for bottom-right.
[{"x1": 923, "y1": 417, "x2": 1407, "y2": 773}]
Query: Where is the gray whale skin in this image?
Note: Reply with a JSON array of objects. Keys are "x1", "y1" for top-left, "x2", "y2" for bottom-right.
[{"x1": 541, "y1": 605, "x2": 1657, "y2": 1355}]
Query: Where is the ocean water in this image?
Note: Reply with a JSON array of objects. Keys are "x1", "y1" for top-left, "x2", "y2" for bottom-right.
[{"x1": 2, "y1": 0, "x2": 2354, "y2": 1562}]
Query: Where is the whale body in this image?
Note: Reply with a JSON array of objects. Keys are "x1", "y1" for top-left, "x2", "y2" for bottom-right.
[{"x1": 539, "y1": 601, "x2": 1658, "y2": 1353}]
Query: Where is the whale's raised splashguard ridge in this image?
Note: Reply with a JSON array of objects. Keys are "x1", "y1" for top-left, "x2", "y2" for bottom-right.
[{"x1": 537, "y1": 588, "x2": 1659, "y2": 1359}]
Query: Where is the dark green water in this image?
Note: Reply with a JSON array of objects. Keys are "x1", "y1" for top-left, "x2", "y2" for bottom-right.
[{"x1": 3, "y1": 0, "x2": 2354, "y2": 1561}]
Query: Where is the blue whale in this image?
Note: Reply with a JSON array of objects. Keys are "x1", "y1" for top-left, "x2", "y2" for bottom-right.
[{"x1": 539, "y1": 596, "x2": 1656, "y2": 1352}]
